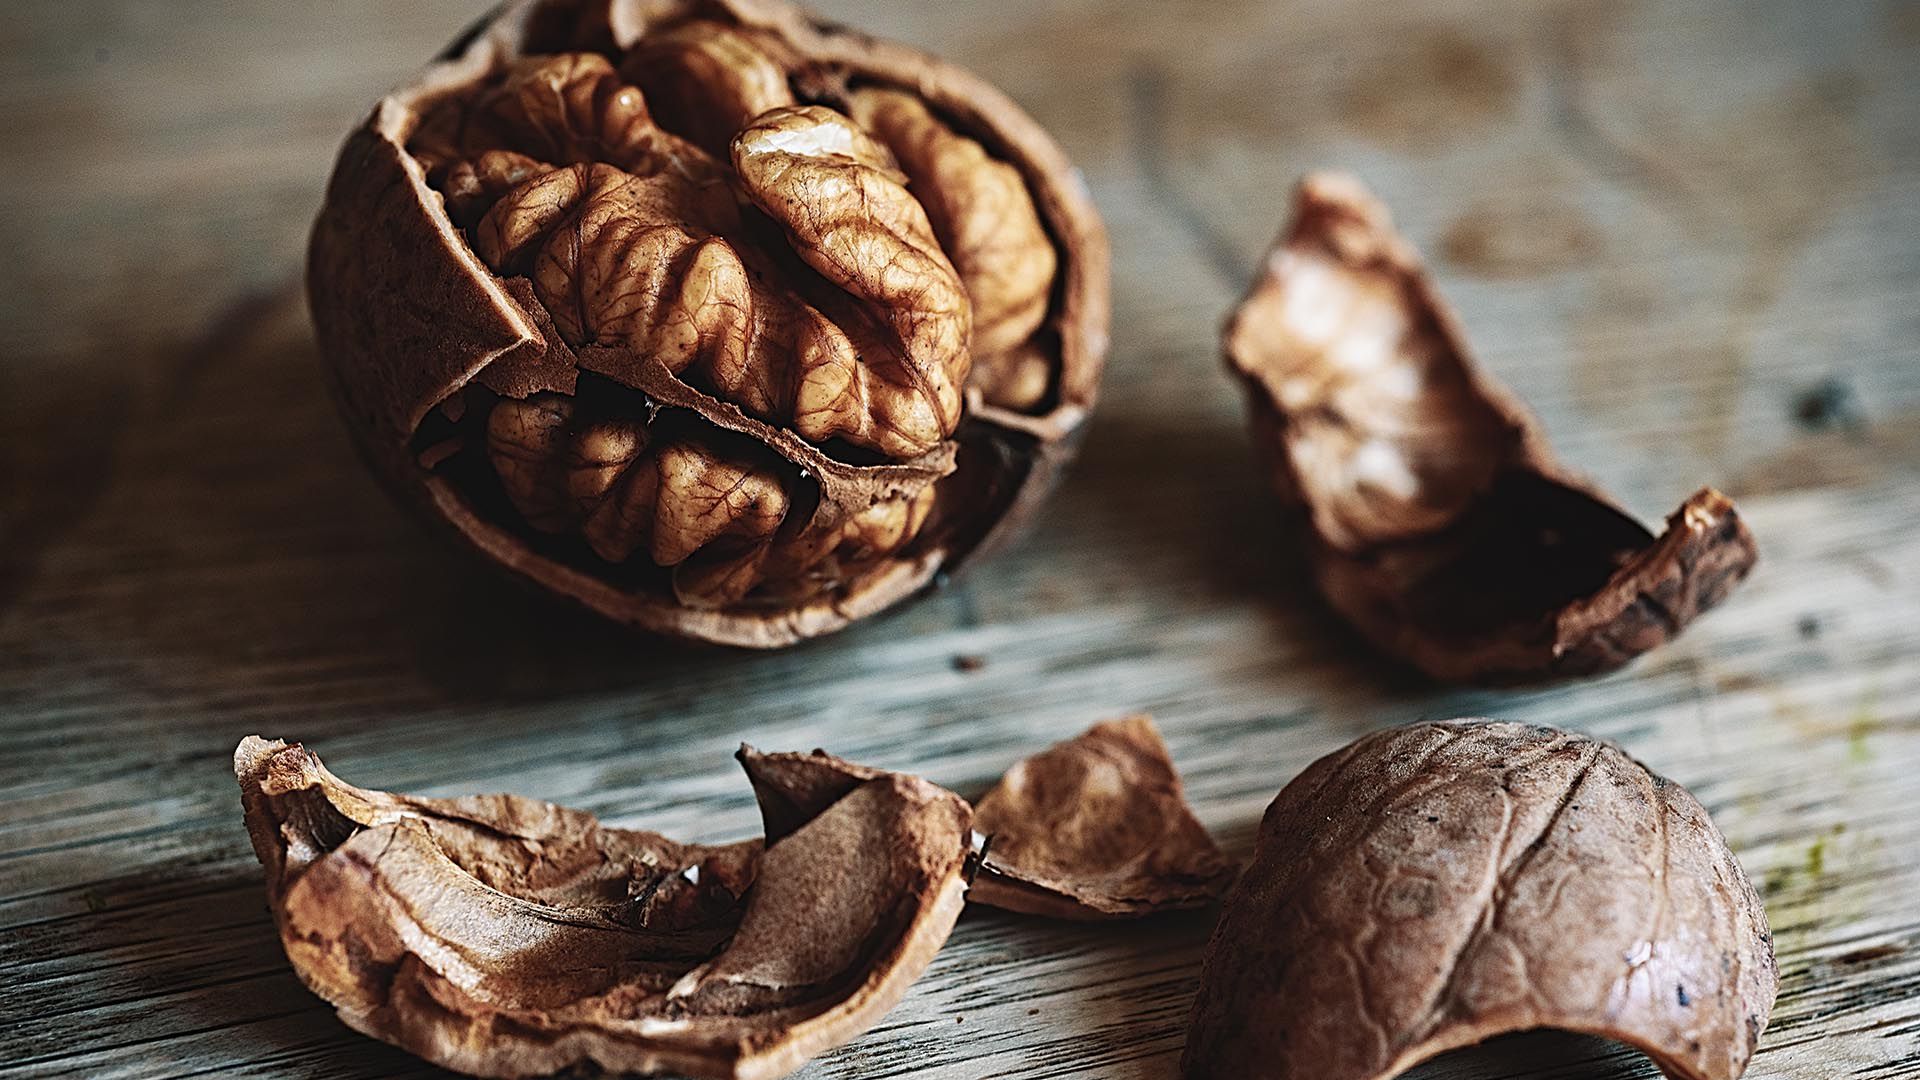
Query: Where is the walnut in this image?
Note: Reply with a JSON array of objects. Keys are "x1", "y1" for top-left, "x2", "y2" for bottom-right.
[
  {"x1": 234, "y1": 736, "x2": 971, "y2": 1080},
  {"x1": 1224, "y1": 174, "x2": 1756, "y2": 683},
  {"x1": 309, "y1": 0, "x2": 1107, "y2": 646},
  {"x1": 625, "y1": 21, "x2": 796, "y2": 161},
  {"x1": 848, "y1": 87, "x2": 1059, "y2": 409},
  {"x1": 1183, "y1": 721, "x2": 1778, "y2": 1080},
  {"x1": 412, "y1": 53, "x2": 716, "y2": 180},
  {"x1": 234, "y1": 721, "x2": 1222, "y2": 1076},
  {"x1": 969, "y1": 716, "x2": 1236, "y2": 919}
]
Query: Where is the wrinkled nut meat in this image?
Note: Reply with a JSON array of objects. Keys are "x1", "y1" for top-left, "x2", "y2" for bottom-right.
[
  {"x1": 234, "y1": 737, "x2": 971, "y2": 1080},
  {"x1": 309, "y1": 0, "x2": 1108, "y2": 646},
  {"x1": 970, "y1": 715, "x2": 1236, "y2": 919},
  {"x1": 1224, "y1": 174, "x2": 1757, "y2": 683},
  {"x1": 1184, "y1": 721, "x2": 1778, "y2": 1080}
]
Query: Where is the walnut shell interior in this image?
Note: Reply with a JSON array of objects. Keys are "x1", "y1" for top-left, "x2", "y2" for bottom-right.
[
  {"x1": 233, "y1": 720, "x2": 1224, "y2": 1077},
  {"x1": 1224, "y1": 173, "x2": 1756, "y2": 683},
  {"x1": 235, "y1": 736, "x2": 971, "y2": 1080},
  {"x1": 740, "y1": 718, "x2": 1235, "y2": 921},
  {"x1": 969, "y1": 716, "x2": 1236, "y2": 919},
  {"x1": 1183, "y1": 720, "x2": 1779, "y2": 1080},
  {"x1": 309, "y1": 0, "x2": 1108, "y2": 646}
]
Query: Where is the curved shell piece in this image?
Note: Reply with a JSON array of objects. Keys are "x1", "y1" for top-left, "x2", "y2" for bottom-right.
[
  {"x1": 970, "y1": 716, "x2": 1235, "y2": 919},
  {"x1": 1224, "y1": 173, "x2": 1757, "y2": 683},
  {"x1": 235, "y1": 736, "x2": 971, "y2": 1080},
  {"x1": 1183, "y1": 720, "x2": 1778, "y2": 1080}
]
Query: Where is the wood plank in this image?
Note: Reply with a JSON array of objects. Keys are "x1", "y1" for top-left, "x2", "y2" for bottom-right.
[{"x1": 2, "y1": 0, "x2": 1917, "y2": 1076}]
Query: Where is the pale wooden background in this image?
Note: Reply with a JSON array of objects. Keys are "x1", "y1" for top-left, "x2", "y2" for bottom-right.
[{"x1": 2, "y1": 0, "x2": 1917, "y2": 1077}]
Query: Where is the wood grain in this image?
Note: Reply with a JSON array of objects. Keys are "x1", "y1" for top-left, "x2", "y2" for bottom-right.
[{"x1": 2, "y1": 0, "x2": 1917, "y2": 1077}]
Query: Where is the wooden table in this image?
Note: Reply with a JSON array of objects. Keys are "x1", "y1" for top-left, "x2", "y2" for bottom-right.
[{"x1": 3, "y1": 0, "x2": 1916, "y2": 1076}]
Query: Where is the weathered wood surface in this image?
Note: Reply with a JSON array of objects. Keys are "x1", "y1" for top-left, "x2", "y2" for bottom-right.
[{"x1": 2, "y1": 0, "x2": 1917, "y2": 1077}]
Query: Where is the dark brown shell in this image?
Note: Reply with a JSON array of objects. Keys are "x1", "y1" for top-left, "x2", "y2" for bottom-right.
[
  {"x1": 309, "y1": 0, "x2": 1108, "y2": 647},
  {"x1": 234, "y1": 736, "x2": 971, "y2": 1080},
  {"x1": 1224, "y1": 173, "x2": 1756, "y2": 683},
  {"x1": 1183, "y1": 720, "x2": 1778, "y2": 1080},
  {"x1": 969, "y1": 715, "x2": 1235, "y2": 919}
]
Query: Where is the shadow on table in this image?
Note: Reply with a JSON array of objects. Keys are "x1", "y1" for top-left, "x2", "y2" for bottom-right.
[
  {"x1": 0, "y1": 283, "x2": 725, "y2": 723},
  {"x1": 1046, "y1": 403, "x2": 1433, "y2": 730},
  {"x1": 1401, "y1": 1029, "x2": 1665, "y2": 1079},
  {"x1": 881, "y1": 904, "x2": 1220, "y2": 1080}
]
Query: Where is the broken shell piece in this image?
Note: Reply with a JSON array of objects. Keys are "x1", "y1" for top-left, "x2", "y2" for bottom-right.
[
  {"x1": 970, "y1": 716, "x2": 1236, "y2": 919},
  {"x1": 234, "y1": 736, "x2": 970, "y2": 1080},
  {"x1": 1224, "y1": 173, "x2": 1758, "y2": 683},
  {"x1": 734, "y1": 718, "x2": 1232, "y2": 919},
  {"x1": 734, "y1": 745, "x2": 885, "y2": 846},
  {"x1": 1183, "y1": 720, "x2": 1778, "y2": 1080}
]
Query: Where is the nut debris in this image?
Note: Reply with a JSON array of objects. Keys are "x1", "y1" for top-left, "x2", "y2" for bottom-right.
[
  {"x1": 235, "y1": 736, "x2": 969, "y2": 1080},
  {"x1": 1224, "y1": 173, "x2": 1757, "y2": 683},
  {"x1": 970, "y1": 716, "x2": 1236, "y2": 919},
  {"x1": 309, "y1": 0, "x2": 1108, "y2": 646},
  {"x1": 1183, "y1": 721, "x2": 1778, "y2": 1080},
  {"x1": 234, "y1": 722, "x2": 1225, "y2": 1074}
]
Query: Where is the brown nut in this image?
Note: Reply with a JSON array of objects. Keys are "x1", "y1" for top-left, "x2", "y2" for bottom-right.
[
  {"x1": 1224, "y1": 174, "x2": 1756, "y2": 683},
  {"x1": 970, "y1": 716, "x2": 1236, "y2": 919},
  {"x1": 234, "y1": 736, "x2": 971, "y2": 1080},
  {"x1": 847, "y1": 87, "x2": 1060, "y2": 407},
  {"x1": 310, "y1": 0, "x2": 1108, "y2": 647},
  {"x1": 1183, "y1": 720, "x2": 1778, "y2": 1080}
]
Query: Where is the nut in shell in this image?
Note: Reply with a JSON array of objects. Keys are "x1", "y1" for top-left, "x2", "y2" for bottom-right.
[
  {"x1": 309, "y1": 0, "x2": 1108, "y2": 646},
  {"x1": 1183, "y1": 720, "x2": 1778, "y2": 1080},
  {"x1": 1224, "y1": 173, "x2": 1757, "y2": 683}
]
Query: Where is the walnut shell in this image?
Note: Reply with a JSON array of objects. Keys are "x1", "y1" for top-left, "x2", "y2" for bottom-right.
[
  {"x1": 309, "y1": 0, "x2": 1108, "y2": 647},
  {"x1": 737, "y1": 717, "x2": 1233, "y2": 920},
  {"x1": 1183, "y1": 721, "x2": 1778, "y2": 1080},
  {"x1": 969, "y1": 715, "x2": 1236, "y2": 919},
  {"x1": 233, "y1": 722, "x2": 1222, "y2": 1076},
  {"x1": 234, "y1": 736, "x2": 972, "y2": 1080},
  {"x1": 1224, "y1": 174, "x2": 1756, "y2": 683}
]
